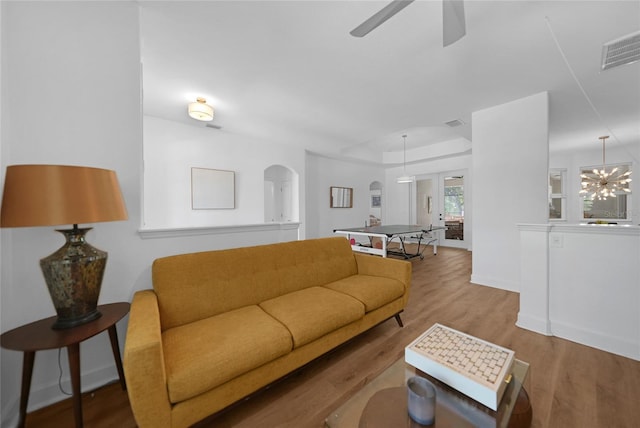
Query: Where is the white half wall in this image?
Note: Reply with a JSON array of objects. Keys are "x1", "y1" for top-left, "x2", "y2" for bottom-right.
[
  {"x1": 518, "y1": 224, "x2": 640, "y2": 361},
  {"x1": 143, "y1": 116, "x2": 305, "y2": 231},
  {"x1": 471, "y1": 92, "x2": 549, "y2": 291},
  {"x1": 549, "y1": 225, "x2": 640, "y2": 360}
]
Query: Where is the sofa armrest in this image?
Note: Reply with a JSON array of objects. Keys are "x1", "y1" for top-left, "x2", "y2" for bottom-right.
[
  {"x1": 124, "y1": 290, "x2": 172, "y2": 428},
  {"x1": 354, "y1": 253, "x2": 412, "y2": 294}
]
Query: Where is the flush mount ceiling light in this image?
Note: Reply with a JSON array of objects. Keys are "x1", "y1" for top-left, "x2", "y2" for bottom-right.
[
  {"x1": 579, "y1": 136, "x2": 632, "y2": 200},
  {"x1": 188, "y1": 97, "x2": 214, "y2": 122},
  {"x1": 397, "y1": 134, "x2": 415, "y2": 184}
]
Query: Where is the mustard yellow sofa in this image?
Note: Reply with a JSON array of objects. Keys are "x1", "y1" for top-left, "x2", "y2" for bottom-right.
[{"x1": 123, "y1": 237, "x2": 411, "y2": 427}]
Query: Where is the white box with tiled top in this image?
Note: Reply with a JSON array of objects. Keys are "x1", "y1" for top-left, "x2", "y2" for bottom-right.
[{"x1": 405, "y1": 323, "x2": 515, "y2": 411}]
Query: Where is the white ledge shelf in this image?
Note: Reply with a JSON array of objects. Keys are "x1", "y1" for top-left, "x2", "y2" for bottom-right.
[
  {"x1": 138, "y1": 222, "x2": 300, "y2": 239},
  {"x1": 517, "y1": 223, "x2": 640, "y2": 236}
]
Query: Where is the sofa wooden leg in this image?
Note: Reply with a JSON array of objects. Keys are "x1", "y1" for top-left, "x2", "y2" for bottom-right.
[{"x1": 394, "y1": 313, "x2": 404, "y2": 327}]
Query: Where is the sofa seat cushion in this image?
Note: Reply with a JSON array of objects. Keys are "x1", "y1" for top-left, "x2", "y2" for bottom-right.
[
  {"x1": 162, "y1": 305, "x2": 292, "y2": 404},
  {"x1": 259, "y1": 286, "x2": 365, "y2": 348},
  {"x1": 323, "y1": 275, "x2": 406, "y2": 312}
]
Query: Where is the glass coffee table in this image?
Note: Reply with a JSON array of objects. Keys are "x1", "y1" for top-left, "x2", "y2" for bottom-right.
[{"x1": 325, "y1": 358, "x2": 530, "y2": 428}]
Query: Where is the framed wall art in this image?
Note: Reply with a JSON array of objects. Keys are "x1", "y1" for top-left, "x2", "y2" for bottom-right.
[
  {"x1": 330, "y1": 186, "x2": 353, "y2": 208},
  {"x1": 191, "y1": 167, "x2": 235, "y2": 209}
]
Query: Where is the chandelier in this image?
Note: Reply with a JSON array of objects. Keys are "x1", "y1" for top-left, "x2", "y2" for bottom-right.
[{"x1": 579, "y1": 136, "x2": 632, "y2": 200}]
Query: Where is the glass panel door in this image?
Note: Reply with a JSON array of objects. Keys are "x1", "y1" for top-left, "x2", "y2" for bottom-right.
[
  {"x1": 414, "y1": 170, "x2": 467, "y2": 249},
  {"x1": 441, "y1": 175, "x2": 465, "y2": 247}
]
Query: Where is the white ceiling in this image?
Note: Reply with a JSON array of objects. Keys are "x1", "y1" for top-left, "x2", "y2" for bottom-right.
[{"x1": 140, "y1": 0, "x2": 640, "y2": 164}]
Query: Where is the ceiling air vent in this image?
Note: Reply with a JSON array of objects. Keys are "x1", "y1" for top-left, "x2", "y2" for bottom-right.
[
  {"x1": 601, "y1": 30, "x2": 640, "y2": 71},
  {"x1": 445, "y1": 119, "x2": 465, "y2": 127}
]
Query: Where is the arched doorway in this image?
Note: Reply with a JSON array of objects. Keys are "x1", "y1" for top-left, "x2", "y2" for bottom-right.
[{"x1": 264, "y1": 165, "x2": 298, "y2": 223}]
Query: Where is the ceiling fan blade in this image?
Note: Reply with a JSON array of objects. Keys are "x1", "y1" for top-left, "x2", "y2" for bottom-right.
[
  {"x1": 350, "y1": 0, "x2": 415, "y2": 37},
  {"x1": 443, "y1": 0, "x2": 466, "y2": 47}
]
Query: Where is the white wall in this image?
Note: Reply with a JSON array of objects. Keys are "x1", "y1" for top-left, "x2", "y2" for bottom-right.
[
  {"x1": 0, "y1": 3, "x2": 304, "y2": 424},
  {"x1": 471, "y1": 92, "x2": 549, "y2": 292},
  {"x1": 1, "y1": 2, "x2": 143, "y2": 423},
  {"x1": 143, "y1": 116, "x2": 305, "y2": 230},
  {"x1": 305, "y1": 154, "x2": 383, "y2": 238}
]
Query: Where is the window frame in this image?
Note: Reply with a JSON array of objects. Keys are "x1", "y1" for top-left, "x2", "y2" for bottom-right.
[{"x1": 549, "y1": 168, "x2": 566, "y2": 221}]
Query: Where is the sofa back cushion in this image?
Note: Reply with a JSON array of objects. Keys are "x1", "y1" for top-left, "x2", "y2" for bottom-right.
[{"x1": 152, "y1": 237, "x2": 358, "y2": 330}]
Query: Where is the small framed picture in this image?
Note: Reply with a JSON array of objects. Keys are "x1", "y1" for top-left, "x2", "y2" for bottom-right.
[
  {"x1": 371, "y1": 195, "x2": 381, "y2": 208},
  {"x1": 330, "y1": 186, "x2": 353, "y2": 208}
]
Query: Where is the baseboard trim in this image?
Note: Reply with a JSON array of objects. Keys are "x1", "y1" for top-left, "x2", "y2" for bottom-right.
[
  {"x1": 551, "y1": 320, "x2": 639, "y2": 361},
  {"x1": 516, "y1": 313, "x2": 553, "y2": 336},
  {"x1": 1, "y1": 364, "x2": 120, "y2": 427},
  {"x1": 470, "y1": 274, "x2": 519, "y2": 293}
]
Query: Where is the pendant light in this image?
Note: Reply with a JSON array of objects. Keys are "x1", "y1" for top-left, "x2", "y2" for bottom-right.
[
  {"x1": 579, "y1": 136, "x2": 632, "y2": 200},
  {"x1": 397, "y1": 134, "x2": 415, "y2": 184}
]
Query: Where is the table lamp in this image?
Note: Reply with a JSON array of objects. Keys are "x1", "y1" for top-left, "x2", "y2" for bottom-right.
[{"x1": 0, "y1": 164, "x2": 128, "y2": 329}]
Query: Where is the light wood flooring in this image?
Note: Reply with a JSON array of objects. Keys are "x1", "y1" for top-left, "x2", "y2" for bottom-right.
[{"x1": 26, "y1": 247, "x2": 640, "y2": 427}]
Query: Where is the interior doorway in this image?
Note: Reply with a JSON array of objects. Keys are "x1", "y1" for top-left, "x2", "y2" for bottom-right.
[
  {"x1": 415, "y1": 170, "x2": 467, "y2": 249},
  {"x1": 442, "y1": 175, "x2": 465, "y2": 245},
  {"x1": 264, "y1": 165, "x2": 297, "y2": 223},
  {"x1": 369, "y1": 181, "x2": 383, "y2": 226}
]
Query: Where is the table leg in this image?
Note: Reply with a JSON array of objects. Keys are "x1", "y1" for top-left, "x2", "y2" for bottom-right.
[
  {"x1": 383, "y1": 237, "x2": 388, "y2": 258},
  {"x1": 108, "y1": 325, "x2": 127, "y2": 390},
  {"x1": 508, "y1": 387, "x2": 532, "y2": 428},
  {"x1": 398, "y1": 236, "x2": 408, "y2": 258},
  {"x1": 415, "y1": 234, "x2": 425, "y2": 259},
  {"x1": 17, "y1": 351, "x2": 35, "y2": 428},
  {"x1": 67, "y1": 343, "x2": 83, "y2": 428}
]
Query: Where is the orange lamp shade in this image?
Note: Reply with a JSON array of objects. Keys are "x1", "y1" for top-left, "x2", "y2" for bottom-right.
[{"x1": 1, "y1": 164, "x2": 128, "y2": 228}]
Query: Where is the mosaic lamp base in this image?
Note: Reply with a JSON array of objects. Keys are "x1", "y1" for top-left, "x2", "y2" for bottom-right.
[{"x1": 39, "y1": 226, "x2": 106, "y2": 329}]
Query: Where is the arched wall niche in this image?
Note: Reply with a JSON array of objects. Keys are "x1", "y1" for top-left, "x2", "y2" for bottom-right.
[
  {"x1": 264, "y1": 164, "x2": 299, "y2": 223},
  {"x1": 369, "y1": 180, "x2": 383, "y2": 226}
]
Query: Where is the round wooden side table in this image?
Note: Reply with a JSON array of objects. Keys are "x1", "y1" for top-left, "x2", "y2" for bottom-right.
[{"x1": 0, "y1": 302, "x2": 130, "y2": 428}]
